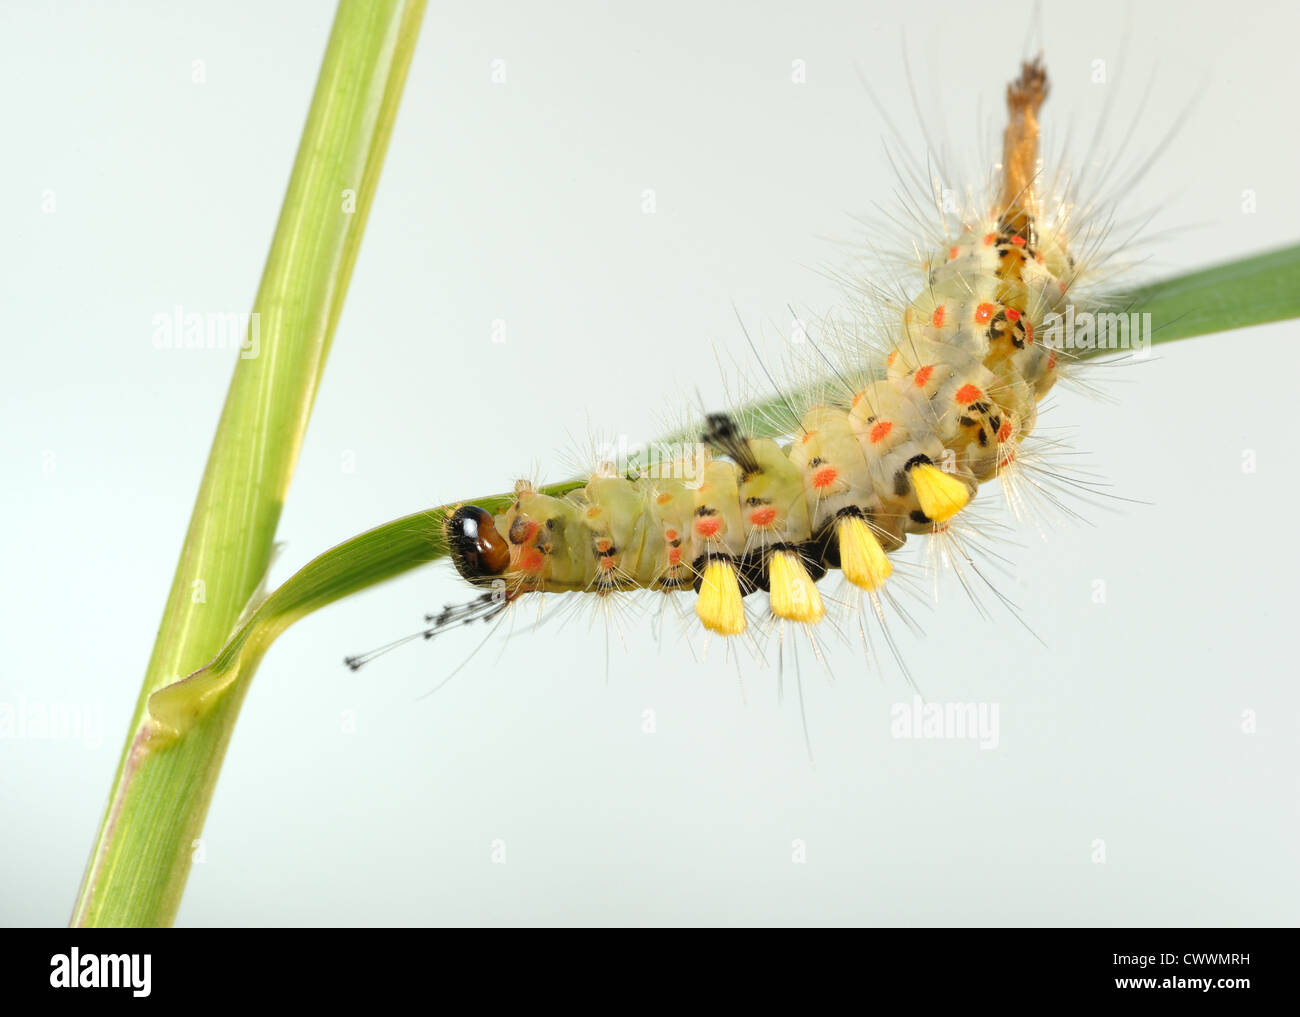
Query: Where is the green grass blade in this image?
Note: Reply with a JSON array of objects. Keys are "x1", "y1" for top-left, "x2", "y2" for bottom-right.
[
  {"x1": 72, "y1": 0, "x2": 427, "y2": 928},
  {"x1": 1113, "y1": 242, "x2": 1300, "y2": 345}
]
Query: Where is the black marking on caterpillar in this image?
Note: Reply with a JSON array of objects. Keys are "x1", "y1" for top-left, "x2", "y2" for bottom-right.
[{"x1": 700, "y1": 412, "x2": 761, "y2": 476}]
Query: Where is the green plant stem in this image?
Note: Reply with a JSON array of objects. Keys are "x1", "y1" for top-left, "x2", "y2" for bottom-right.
[{"x1": 72, "y1": 0, "x2": 426, "y2": 928}]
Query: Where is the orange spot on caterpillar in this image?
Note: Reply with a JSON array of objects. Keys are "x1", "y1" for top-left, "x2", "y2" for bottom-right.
[
  {"x1": 931, "y1": 306, "x2": 946, "y2": 327},
  {"x1": 886, "y1": 350, "x2": 897, "y2": 366},
  {"x1": 914, "y1": 365, "x2": 934, "y2": 387},
  {"x1": 1005, "y1": 307, "x2": 1021, "y2": 322},
  {"x1": 518, "y1": 548, "x2": 544, "y2": 572},
  {"x1": 656, "y1": 492, "x2": 672, "y2": 505},
  {"x1": 1035, "y1": 252, "x2": 1044, "y2": 263},
  {"x1": 667, "y1": 547, "x2": 682, "y2": 565},
  {"x1": 851, "y1": 391, "x2": 863, "y2": 406},
  {"x1": 1025, "y1": 322, "x2": 1034, "y2": 342},
  {"x1": 997, "y1": 419, "x2": 1012, "y2": 442},
  {"x1": 948, "y1": 246, "x2": 959, "y2": 260},
  {"x1": 812, "y1": 466, "x2": 838, "y2": 489},
  {"x1": 983, "y1": 233, "x2": 995, "y2": 245},
  {"x1": 1000, "y1": 449, "x2": 1017, "y2": 468},
  {"x1": 955, "y1": 383, "x2": 983, "y2": 404},
  {"x1": 600, "y1": 557, "x2": 616, "y2": 571},
  {"x1": 870, "y1": 420, "x2": 893, "y2": 444},
  {"x1": 585, "y1": 506, "x2": 601, "y2": 518},
  {"x1": 749, "y1": 506, "x2": 777, "y2": 527},
  {"x1": 1011, "y1": 234, "x2": 1026, "y2": 246},
  {"x1": 694, "y1": 517, "x2": 720, "y2": 538},
  {"x1": 595, "y1": 538, "x2": 612, "y2": 553},
  {"x1": 665, "y1": 528, "x2": 678, "y2": 541},
  {"x1": 1058, "y1": 280, "x2": 1067, "y2": 294},
  {"x1": 1047, "y1": 350, "x2": 1058, "y2": 370},
  {"x1": 801, "y1": 430, "x2": 817, "y2": 444},
  {"x1": 975, "y1": 303, "x2": 994, "y2": 324}
]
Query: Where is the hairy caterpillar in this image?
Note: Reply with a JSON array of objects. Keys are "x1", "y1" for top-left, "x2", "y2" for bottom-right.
[{"x1": 433, "y1": 60, "x2": 1071, "y2": 644}]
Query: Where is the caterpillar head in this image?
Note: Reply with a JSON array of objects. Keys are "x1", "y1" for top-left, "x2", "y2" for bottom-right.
[{"x1": 444, "y1": 505, "x2": 511, "y2": 586}]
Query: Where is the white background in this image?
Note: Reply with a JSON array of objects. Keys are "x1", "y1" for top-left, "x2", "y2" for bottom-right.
[{"x1": 2, "y1": 0, "x2": 1297, "y2": 926}]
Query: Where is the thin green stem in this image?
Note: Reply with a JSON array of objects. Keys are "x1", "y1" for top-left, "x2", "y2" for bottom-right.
[{"x1": 72, "y1": 0, "x2": 427, "y2": 928}]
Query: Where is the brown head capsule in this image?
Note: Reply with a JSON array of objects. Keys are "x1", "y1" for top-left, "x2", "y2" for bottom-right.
[{"x1": 445, "y1": 505, "x2": 511, "y2": 584}]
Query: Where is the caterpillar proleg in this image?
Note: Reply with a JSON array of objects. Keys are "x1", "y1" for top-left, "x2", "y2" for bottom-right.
[{"x1": 440, "y1": 59, "x2": 1069, "y2": 643}]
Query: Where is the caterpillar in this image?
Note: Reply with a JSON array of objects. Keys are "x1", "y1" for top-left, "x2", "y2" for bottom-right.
[{"x1": 436, "y1": 59, "x2": 1072, "y2": 644}]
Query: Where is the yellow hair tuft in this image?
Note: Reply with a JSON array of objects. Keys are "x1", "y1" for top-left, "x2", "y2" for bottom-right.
[
  {"x1": 768, "y1": 550, "x2": 825, "y2": 623},
  {"x1": 836, "y1": 515, "x2": 892, "y2": 591},
  {"x1": 910, "y1": 463, "x2": 970, "y2": 523},
  {"x1": 695, "y1": 559, "x2": 746, "y2": 635}
]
